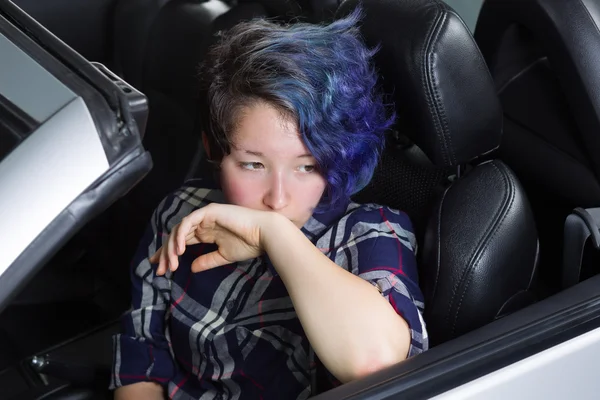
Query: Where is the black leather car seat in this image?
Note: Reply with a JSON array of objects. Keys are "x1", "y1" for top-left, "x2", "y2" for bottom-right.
[
  {"x1": 339, "y1": 0, "x2": 540, "y2": 345},
  {"x1": 474, "y1": 0, "x2": 600, "y2": 292}
]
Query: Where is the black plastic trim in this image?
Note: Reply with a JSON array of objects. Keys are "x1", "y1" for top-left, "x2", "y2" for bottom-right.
[
  {"x1": 0, "y1": 92, "x2": 36, "y2": 135},
  {"x1": 574, "y1": 207, "x2": 600, "y2": 248},
  {"x1": 91, "y1": 62, "x2": 149, "y2": 140},
  {"x1": 1, "y1": 318, "x2": 123, "y2": 399},
  {"x1": 0, "y1": 92, "x2": 36, "y2": 161},
  {"x1": 312, "y1": 274, "x2": 600, "y2": 399}
]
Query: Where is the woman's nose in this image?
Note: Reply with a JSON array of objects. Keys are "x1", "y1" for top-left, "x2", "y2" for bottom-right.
[{"x1": 263, "y1": 173, "x2": 289, "y2": 211}]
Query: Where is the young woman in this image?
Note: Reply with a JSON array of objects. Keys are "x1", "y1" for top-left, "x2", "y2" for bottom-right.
[{"x1": 112, "y1": 9, "x2": 427, "y2": 400}]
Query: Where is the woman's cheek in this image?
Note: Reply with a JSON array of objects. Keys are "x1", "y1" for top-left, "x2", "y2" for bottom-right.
[
  {"x1": 308, "y1": 175, "x2": 327, "y2": 205},
  {"x1": 220, "y1": 170, "x2": 259, "y2": 207}
]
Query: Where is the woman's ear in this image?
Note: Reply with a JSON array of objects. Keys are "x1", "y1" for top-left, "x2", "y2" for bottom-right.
[{"x1": 202, "y1": 131, "x2": 211, "y2": 160}]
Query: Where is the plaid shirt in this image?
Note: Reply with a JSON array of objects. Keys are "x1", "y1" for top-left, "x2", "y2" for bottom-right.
[{"x1": 111, "y1": 179, "x2": 428, "y2": 399}]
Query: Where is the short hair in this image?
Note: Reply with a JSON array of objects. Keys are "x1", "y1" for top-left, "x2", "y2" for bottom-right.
[{"x1": 199, "y1": 8, "x2": 394, "y2": 211}]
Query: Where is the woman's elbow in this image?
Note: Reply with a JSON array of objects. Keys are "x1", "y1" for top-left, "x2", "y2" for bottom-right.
[
  {"x1": 340, "y1": 344, "x2": 409, "y2": 383},
  {"x1": 336, "y1": 318, "x2": 413, "y2": 383}
]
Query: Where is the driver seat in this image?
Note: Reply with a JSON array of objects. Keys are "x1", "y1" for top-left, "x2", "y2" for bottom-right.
[{"x1": 341, "y1": 0, "x2": 540, "y2": 346}]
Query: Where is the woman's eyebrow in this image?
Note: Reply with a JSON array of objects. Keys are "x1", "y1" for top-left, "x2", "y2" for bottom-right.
[
  {"x1": 243, "y1": 149, "x2": 263, "y2": 157},
  {"x1": 241, "y1": 149, "x2": 313, "y2": 158}
]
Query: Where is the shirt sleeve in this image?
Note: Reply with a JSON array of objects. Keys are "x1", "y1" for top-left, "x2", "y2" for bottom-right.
[
  {"x1": 350, "y1": 205, "x2": 428, "y2": 356},
  {"x1": 110, "y1": 194, "x2": 180, "y2": 389}
]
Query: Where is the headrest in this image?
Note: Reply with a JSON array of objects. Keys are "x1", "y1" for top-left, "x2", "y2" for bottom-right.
[
  {"x1": 475, "y1": 0, "x2": 600, "y2": 176},
  {"x1": 142, "y1": 0, "x2": 240, "y2": 108},
  {"x1": 336, "y1": 0, "x2": 503, "y2": 167},
  {"x1": 142, "y1": 1, "x2": 312, "y2": 106}
]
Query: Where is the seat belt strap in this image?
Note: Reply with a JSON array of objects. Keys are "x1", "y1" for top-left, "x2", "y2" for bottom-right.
[{"x1": 562, "y1": 207, "x2": 600, "y2": 288}]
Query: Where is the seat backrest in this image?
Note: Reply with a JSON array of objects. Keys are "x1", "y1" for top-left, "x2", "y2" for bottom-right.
[
  {"x1": 339, "y1": 0, "x2": 539, "y2": 345},
  {"x1": 475, "y1": 0, "x2": 600, "y2": 206}
]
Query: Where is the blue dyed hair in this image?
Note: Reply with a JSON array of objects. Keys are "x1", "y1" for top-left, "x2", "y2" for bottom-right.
[{"x1": 200, "y1": 8, "x2": 394, "y2": 211}]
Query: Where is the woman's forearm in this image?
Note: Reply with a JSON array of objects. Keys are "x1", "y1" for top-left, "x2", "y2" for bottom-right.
[
  {"x1": 262, "y1": 214, "x2": 411, "y2": 383},
  {"x1": 114, "y1": 382, "x2": 165, "y2": 400}
]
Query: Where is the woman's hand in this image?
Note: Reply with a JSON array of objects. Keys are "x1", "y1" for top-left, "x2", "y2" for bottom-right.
[{"x1": 150, "y1": 203, "x2": 275, "y2": 275}]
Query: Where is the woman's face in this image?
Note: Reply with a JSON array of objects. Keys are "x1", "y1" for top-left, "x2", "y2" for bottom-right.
[{"x1": 218, "y1": 102, "x2": 327, "y2": 228}]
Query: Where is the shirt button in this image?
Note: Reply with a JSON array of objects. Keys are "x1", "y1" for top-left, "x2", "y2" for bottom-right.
[{"x1": 226, "y1": 300, "x2": 235, "y2": 311}]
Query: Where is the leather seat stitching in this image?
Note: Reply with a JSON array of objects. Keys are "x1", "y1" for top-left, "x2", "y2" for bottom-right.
[
  {"x1": 430, "y1": 7, "x2": 456, "y2": 165},
  {"x1": 452, "y1": 162, "x2": 515, "y2": 333},
  {"x1": 422, "y1": 5, "x2": 450, "y2": 165},
  {"x1": 431, "y1": 185, "x2": 450, "y2": 306},
  {"x1": 450, "y1": 162, "x2": 515, "y2": 334}
]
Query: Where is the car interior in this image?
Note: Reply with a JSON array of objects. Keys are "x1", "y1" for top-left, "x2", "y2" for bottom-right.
[
  {"x1": 2, "y1": 0, "x2": 600, "y2": 399},
  {"x1": 474, "y1": 0, "x2": 600, "y2": 293}
]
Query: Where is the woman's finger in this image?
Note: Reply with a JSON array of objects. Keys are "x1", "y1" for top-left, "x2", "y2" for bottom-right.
[
  {"x1": 151, "y1": 247, "x2": 167, "y2": 276},
  {"x1": 185, "y1": 230, "x2": 196, "y2": 244},
  {"x1": 156, "y1": 248, "x2": 168, "y2": 276},
  {"x1": 191, "y1": 250, "x2": 229, "y2": 273},
  {"x1": 149, "y1": 247, "x2": 161, "y2": 264},
  {"x1": 154, "y1": 205, "x2": 221, "y2": 276},
  {"x1": 159, "y1": 237, "x2": 170, "y2": 275},
  {"x1": 177, "y1": 209, "x2": 206, "y2": 253},
  {"x1": 167, "y1": 222, "x2": 182, "y2": 272}
]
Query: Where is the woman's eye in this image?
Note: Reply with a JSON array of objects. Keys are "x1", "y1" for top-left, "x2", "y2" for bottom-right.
[
  {"x1": 298, "y1": 165, "x2": 315, "y2": 173},
  {"x1": 240, "y1": 162, "x2": 264, "y2": 170}
]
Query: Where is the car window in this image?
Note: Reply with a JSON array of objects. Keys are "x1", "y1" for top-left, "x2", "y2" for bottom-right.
[{"x1": 442, "y1": 0, "x2": 484, "y2": 32}]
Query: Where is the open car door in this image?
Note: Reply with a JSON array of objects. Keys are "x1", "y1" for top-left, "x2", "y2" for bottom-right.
[{"x1": 0, "y1": 0, "x2": 151, "y2": 313}]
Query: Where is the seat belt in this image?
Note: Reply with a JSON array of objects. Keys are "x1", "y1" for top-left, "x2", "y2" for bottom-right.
[{"x1": 562, "y1": 207, "x2": 600, "y2": 289}]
